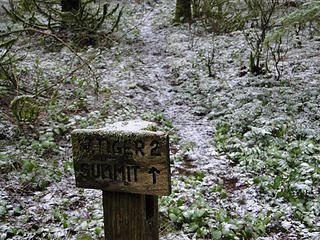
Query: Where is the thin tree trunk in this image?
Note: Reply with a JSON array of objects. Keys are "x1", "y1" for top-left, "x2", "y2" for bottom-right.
[
  {"x1": 175, "y1": 0, "x2": 192, "y2": 23},
  {"x1": 61, "y1": 0, "x2": 80, "y2": 13}
]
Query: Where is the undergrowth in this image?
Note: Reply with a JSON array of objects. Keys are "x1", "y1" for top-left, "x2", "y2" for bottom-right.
[
  {"x1": 160, "y1": 176, "x2": 274, "y2": 239},
  {"x1": 211, "y1": 76, "x2": 320, "y2": 234}
]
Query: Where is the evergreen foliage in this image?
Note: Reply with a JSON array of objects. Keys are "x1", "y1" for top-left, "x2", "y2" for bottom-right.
[
  {"x1": 279, "y1": 1, "x2": 320, "y2": 29},
  {"x1": 276, "y1": 1, "x2": 320, "y2": 35},
  {"x1": 2, "y1": 0, "x2": 123, "y2": 47}
]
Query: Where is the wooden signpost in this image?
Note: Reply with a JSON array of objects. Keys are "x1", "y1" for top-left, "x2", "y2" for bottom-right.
[{"x1": 71, "y1": 120, "x2": 171, "y2": 240}]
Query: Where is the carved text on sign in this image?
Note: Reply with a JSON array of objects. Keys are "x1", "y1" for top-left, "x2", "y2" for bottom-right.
[
  {"x1": 79, "y1": 163, "x2": 140, "y2": 182},
  {"x1": 78, "y1": 163, "x2": 161, "y2": 184},
  {"x1": 72, "y1": 128, "x2": 171, "y2": 196},
  {"x1": 84, "y1": 139, "x2": 161, "y2": 157}
]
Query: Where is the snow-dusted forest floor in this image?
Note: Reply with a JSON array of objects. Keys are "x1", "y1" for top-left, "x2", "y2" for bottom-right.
[{"x1": 0, "y1": 0, "x2": 320, "y2": 239}]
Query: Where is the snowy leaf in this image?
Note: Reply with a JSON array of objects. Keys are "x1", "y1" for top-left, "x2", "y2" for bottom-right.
[
  {"x1": 182, "y1": 210, "x2": 194, "y2": 220},
  {"x1": 211, "y1": 229, "x2": 222, "y2": 240},
  {"x1": 187, "y1": 222, "x2": 199, "y2": 233},
  {"x1": 169, "y1": 213, "x2": 178, "y2": 222}
]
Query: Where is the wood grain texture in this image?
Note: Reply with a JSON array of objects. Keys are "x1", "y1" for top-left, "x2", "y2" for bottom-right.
[{"x1": 103, "y1": 191, "x2": 158, "y2": 240}]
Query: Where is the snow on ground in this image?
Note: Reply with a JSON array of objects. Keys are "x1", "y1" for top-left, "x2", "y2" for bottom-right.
[{"x1": 1, "y1": 0, "x2": 320, "y2": 239}]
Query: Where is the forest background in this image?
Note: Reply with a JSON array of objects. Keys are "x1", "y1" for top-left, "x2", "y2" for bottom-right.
[{"x1": 0, "y1": 0, "x2": 320, "y2": 239}]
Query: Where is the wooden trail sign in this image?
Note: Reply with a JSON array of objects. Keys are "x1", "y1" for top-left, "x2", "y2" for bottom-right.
[{"x1": 71, "y1": 120, "x2": 171, "y2": 240}]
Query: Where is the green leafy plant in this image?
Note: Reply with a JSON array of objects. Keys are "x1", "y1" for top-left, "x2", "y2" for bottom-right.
[
  {"x1": 0, "y1": 200, "x2": 8, "y2": 219},
  {"x1": 77, "y1": 234, "x2": 93, "y2": 240},
  {"x1": 142, "y1": 111, "x2": 173, "y2": 130},
  {"x1": 160, "y1": 180, "x2": 273, "y2": 239},
  {"x1": 211, "y1": 76, "x2": 320, "y2": 232},
  {"x1": 0, "y1": 153, "x2": 18, "y2": 174}
]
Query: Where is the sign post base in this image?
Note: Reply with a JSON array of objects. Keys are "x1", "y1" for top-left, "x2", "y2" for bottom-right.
[{"x1": 103, "y1": 191, "x2": 159, "y2": 240}]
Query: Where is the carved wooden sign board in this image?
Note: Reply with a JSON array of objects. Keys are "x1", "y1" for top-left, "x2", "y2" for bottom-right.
[{"x1": 71, "y1": 121, "x2": 171, "y2": 196}]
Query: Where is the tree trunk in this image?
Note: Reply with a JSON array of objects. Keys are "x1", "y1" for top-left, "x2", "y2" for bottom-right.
[
  {"x1": 61, "y1": 0, "x2": 80, "y2": 13},
  {"x1": 175, "y1": 0, "x2": 192, "y2": 23}
]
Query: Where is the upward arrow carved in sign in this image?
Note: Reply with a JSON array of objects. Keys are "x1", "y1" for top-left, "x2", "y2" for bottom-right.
[{"x1": 148, "y1": 167, "x2": 160, "y2": 184}]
